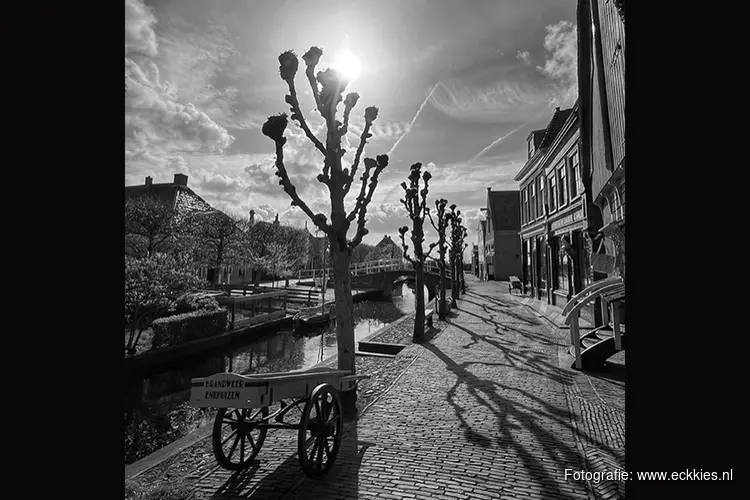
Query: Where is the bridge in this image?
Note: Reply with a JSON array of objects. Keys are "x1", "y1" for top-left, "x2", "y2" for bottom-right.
[{"x1": 297, "y1": 258, "x2": 453, "y2": 298}]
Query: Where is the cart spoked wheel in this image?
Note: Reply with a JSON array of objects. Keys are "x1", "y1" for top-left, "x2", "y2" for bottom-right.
[
  {"x1": 213, "y1": 406, "x2": 269, "y2": 470},
  {"x1": 298, "y1": 383, "x2": 343, "y2": 479}
]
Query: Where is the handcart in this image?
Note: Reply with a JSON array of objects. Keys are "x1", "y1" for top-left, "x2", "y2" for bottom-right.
[{"x1": 190, "y1": 367, "x2": 368, "y2": 479}]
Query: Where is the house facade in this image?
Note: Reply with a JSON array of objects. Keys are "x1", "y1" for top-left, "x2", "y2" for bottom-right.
[
  {"x1": 514, "y1": 105, "x2": 597, "y2": 319},
  {"x1": 476, "y1": 216, "x2": 488, "y2": 280},
  {"x1": 483, "y1": 188, "x2": 522, "y2": 281},
  {"x1": 125, "y1": 173, "x2": 252, "y2": 286},
  {"x1": 578, "y1": 0, "x2": 626, "y2": 282}
]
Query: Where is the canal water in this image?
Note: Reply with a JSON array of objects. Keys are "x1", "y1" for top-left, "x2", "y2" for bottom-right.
[{"x1": 126, "y1": 283, "x2": 428, "y2": 419}]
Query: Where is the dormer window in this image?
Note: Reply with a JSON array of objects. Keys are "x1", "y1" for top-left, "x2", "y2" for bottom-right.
[{"x1": 528, "y1": 138, "x2": 535, "y2": 159}]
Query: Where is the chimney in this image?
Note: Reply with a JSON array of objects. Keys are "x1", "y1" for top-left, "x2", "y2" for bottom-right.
[
  {"x1": 173, "y1": 173, "x2": 188, "y2": 186},
  {"x1": 145, "y1": 176, "x2": 153, "y2": 187}
]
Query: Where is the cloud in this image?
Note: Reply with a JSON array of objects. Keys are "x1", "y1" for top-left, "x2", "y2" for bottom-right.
[
  {"x1": 249, "y1": 204, "x2": 279, "y2": 222},
  {"x1": 126, "y1": 0, "x2": 237, "y2": 185},
  {"x1": 537, "y1": 21, "x2": 578, "y2": 107},
  {"x1": 516, "y1": 50, "x2": 531, "y2": 65},
  {"x1": 125, "y1": 0, "x2": 158, "y2": 58},
  {"x1": 429, "y1": 77, "x2": 550, "y2": 124}
]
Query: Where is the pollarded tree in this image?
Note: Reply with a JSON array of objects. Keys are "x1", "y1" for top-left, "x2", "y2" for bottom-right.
[
  {"x1": 427, "y1": 198, "x2": 450, "y2": 320},
  {"x1": 447, "y1": 204, "x2": 464, "y2": 307},
  {"x1": 262, "y1": 47, "x2": 388, "y2": 418},
  {"x1": 397, "y1": 162, "x2": 437, "y2": 343},
  {"x1": 455, "y1": 221, "x2": 468, "y2": 294}
]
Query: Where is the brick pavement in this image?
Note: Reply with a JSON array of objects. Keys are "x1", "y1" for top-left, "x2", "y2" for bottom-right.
[{"x1": 129, "y1": 275, "x2": 625, "y2": 499}]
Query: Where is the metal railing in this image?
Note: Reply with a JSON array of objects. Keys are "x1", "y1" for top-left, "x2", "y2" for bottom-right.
[
  {"x1": 298, "y1": 257, "x2": 455, "y2": 280},
  {"x1": 216, "y1": 290, "x2": 288, "y2": 331}
]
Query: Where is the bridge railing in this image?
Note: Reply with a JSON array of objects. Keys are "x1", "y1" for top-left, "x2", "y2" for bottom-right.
[{"x1": 299, "y1": 257, "x2": 456, "y2": 280}]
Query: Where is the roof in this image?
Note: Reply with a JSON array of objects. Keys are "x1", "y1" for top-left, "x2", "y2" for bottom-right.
[
  {"x1": 487, "y1": 190, "x2": 521, "y2": 231},
  {"x1": 540, "y1": 107, "x2": 575, "y2": 148},
  {"x1": 125, "y1": 180, "x2": 216, "y2": 224},
  {"x1": 375, "y1": 235, "x2": 397, "y2": 248},
  {"x1": 526, "y1": 129, "x2": 546, "y2": 149},
  {"x1": 513, "y1": 106, "x2": 575, "y2": 182}
]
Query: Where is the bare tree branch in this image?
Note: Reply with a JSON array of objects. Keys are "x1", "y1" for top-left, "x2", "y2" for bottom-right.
[
  {"x1": 302, "y1": 47, "x2": 324, "y2": 114},
  {"x1": 263, "y1": 113, "x2": 330, "y2": 234},
  {"x1": 339, "y1": 92, "x2": 360, "y2": 138},
  {"x1": 343, "y1": 106, "x2": 379, "y2": 195},
  {"x1": 347, "y1": 157, "x2": 388, "y2": 251},
  {"x1": 279, "y1": 51, "x2": 327, "y2": 156},
  {"x1": 398, "y1": 227, "x2": 414, "y2": 264}
]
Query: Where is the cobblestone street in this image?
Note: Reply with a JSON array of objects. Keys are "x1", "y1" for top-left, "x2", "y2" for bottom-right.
[{"x1": 127, "y1": 275, "x2": 625, "y2": 499}]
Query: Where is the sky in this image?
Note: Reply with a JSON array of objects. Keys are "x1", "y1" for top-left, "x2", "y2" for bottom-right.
[{"x1": 125, "y1": 0, "x2": 578, "y2": 260}]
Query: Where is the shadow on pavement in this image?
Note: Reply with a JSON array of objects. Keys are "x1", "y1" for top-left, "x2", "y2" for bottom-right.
[
  {"x1": 204, "y1": 421, "x2": 373, "y2": 499},
  {"x1": 590, "y1": 359, "x2": 626, "y2": 386},
  {"x1": 422, "y1": 341, "x2": 589, "y2": 498},
  {"x1": 278, "y1": 421, "x2": 374, "y2": 499},
  {"x1": 446, "y1": 319, "x2": 560, "y2": 379}
]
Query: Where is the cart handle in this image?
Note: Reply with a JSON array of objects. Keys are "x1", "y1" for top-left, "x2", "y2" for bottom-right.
[{"x1": 338, "y1": 374, "x2": 370, "y2": 391}]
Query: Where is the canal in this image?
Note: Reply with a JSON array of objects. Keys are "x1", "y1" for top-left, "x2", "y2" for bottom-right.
[{"x1": 125, "y1": 282, "x2": 427, "y2": 464}]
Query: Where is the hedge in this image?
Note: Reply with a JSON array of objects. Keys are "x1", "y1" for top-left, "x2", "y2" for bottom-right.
[{"x1": 151, "y1": 308, "x2": 228, "y2": 349}]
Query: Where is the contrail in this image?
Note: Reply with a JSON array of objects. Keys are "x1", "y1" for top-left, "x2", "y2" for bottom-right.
[
  {"x1": 468, "y1": 109, "x2": 547, "y2": 164},
  {"x1": 387, "y1": 82, "x2": 440, "y2": 158}
]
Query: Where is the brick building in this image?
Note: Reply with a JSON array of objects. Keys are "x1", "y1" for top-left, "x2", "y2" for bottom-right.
[
  {"x1": 482, "y1": 188, "x2": 522, "y2": 281},
  {"x1": 578, "y1": 0, "x2": 626, "y2": 283},
  {"x1": 125, "y1": 173, "x2": 251, "y2": 285},
  {"x1": 515, "y1": 103, "x2": 597, "y2": 319}
]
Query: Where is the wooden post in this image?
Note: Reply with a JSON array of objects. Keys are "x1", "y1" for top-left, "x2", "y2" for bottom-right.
[
  {"x1": 570, "y1": 314, "x2": 582, "y2": 370},
  {"x1": 612, "y1": 301, "x2": 622, "y2": 350},
  {"x1": 283, "y1": 291, "x2": 287, "y2": 312},
  {"x1": 231, "y1": 300, "x2": 236, "y2": 331}
]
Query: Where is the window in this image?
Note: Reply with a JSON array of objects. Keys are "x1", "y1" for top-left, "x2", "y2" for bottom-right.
[
  {"x1": 611, "y1": 187, "x2": 624, "y2": 221},
  {"x1": 557, "y1": 239, "x2": 570, "y2": 291},
  {"x1": 570, "y1": 150, "x2": 582, "y2": 198},
  {"x1": 558, "y1": 162, "x2": 568, "y2": 207},
  {"x1": 522, "y1": 189, "x2": 528, "y2": 224},
  {"x1": 537, "y1": 176, "x2": 545, "y2": 217},
  {"x1": 528, "y1": 140, "x2": 534, "y2": 159},
  {"x1": 548, "y1": 173, "x2": 557, "y2": 212},
  {"x1": 530, "y1": 183, "x2": 536, "y2": 220}
]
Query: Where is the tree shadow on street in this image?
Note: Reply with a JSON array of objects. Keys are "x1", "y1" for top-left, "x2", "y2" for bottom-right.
[
  {"x1": 455, "y1": 307, "x2": 556, "y2": 348},
  {"x1": 422, "y1": 342, "x2": 590, "y2": 498},
  {"x1": 445, "y1": 318, "x2": 560, "y2": 380},
  {"x1": 465, "y1": 290, "x2": 514, "y2": 308},
  {"x1": 204, "y1": 419, "x2": 372, "y2": 499}
]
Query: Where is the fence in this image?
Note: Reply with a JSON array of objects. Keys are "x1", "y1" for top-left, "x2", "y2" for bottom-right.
[
  {"x1": 298, "y1": 257, "x2": 450, "y2": 280},
  {"x1": 216, "y1": 290, "x2": 288, "y2": 331}
]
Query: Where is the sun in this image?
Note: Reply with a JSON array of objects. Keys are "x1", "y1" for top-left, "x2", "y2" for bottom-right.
[{"x1": 332, "y1": 50, "x2": 362, "y2": 83}]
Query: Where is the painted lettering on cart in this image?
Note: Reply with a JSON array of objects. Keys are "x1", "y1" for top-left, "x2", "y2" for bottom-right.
[
  {"x1": 205, "y1": 379, "x2": 245, "y2": 388},
  {"x1": 205, "y1": 391, "x2": 241, "y2": 400}
]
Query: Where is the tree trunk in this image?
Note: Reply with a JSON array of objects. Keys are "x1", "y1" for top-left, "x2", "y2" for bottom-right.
[
  {"x1": 330, "y1": 234, "x2": 357, "y2": 420},
  {"x1": 450, "y1": 252, "x2": 458, "y2": 307},
  {"x1": 460, "y1": 255, "x2": 466, "y2": 293},
  {"x1": 413, "y1": 262, "x2": 426, "y2": 342},
  {"x1": 439, "y1": 258, "x2": 447, "y2": 320}
]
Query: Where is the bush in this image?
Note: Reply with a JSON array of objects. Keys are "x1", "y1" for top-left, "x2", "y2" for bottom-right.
[
  {"x1": 125, "y1": 481, "x2": 193, "y2": 500},
  {"x1": 125, "y1": 254, "x2": 205, "y2": 355},
  {"x1": 170, "y1": 292, "x2": 220, "y2": 315},
  {"x1": 124, "y1": 403, "x2": 211, "y2": 465},
  {"x1": 151, "y1": 308, "x2": 228, "y2": 349}
]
